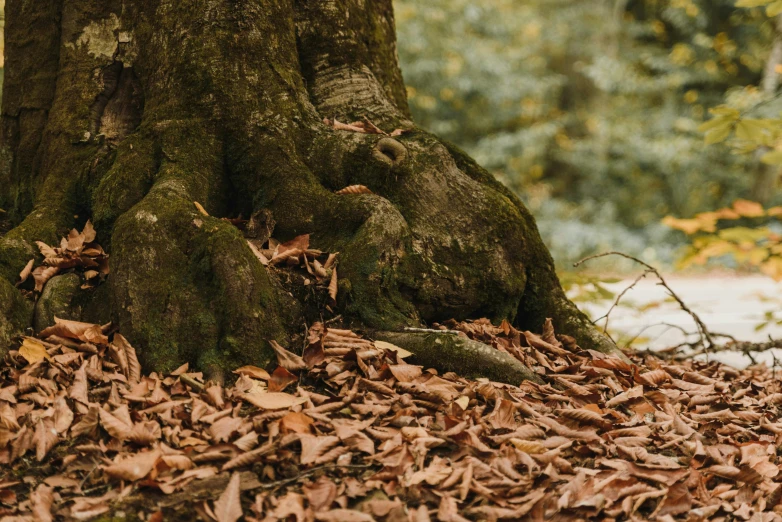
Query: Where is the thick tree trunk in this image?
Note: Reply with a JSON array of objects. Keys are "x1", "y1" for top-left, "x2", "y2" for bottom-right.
[{"x1": 0, "y1": 0, "x2": 616, "y2": 375}]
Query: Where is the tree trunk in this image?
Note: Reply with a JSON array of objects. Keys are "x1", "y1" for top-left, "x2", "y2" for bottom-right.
[
  {"x1": 751, "y1": 14, "x2": 782, "y2": 205},
  {"x1": 0, "y1": 0, "x2": 616, "y2": 375}
]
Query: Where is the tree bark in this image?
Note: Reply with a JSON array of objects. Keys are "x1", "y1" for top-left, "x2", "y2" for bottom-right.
[
  {"x1": 0, "y1": 0, "x2": 617, "y2": 375},
  {"x1": 751, "y1": 14, "x2": 782, "y2": 204}
]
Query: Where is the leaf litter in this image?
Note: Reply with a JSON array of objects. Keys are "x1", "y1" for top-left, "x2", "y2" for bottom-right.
[
  {"x1": 7, "y1": 225, "x2": 782, "y2": 520},
  {"x1": 2, "y1": 317, "x2": 782, "y2": 520},
  {"x1": 16, "y1": 221, "x2": 109, "y2": 296}
]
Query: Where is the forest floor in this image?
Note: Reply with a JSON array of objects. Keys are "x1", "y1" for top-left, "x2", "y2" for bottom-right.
[
  {"x1": 3, "y1": 222, "x2": 782, "y2": 521},
  {"x1": 2, "y1": 311, "x2": 782, "y2": 521}
]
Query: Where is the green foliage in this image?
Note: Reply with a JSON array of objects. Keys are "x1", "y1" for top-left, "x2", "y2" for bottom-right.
[
  {"x1": 736, "y1": 0, "x2": 782, "y2": 17},
  {"x1": 658, "y1": 0, "x2": 782, "y2": 285},
  {"x1": 664, "y1": 199, "x2": 782, "y2": 278},
  {"x1": 395, "y1": 0, "x2": 778, "y2": 265},
  {"x1": 559, "y1": 271, "x2": 620, "y2": 305}
]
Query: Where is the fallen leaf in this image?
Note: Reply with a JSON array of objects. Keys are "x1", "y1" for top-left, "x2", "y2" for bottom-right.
[
  {"x1": 30, "y1": 484, "x2": 54, "y2": 522},
  {"x1": 242, "y1": 392, "x2": 308, "y2": 411},
  {"x1": 233, "y1": 366, "x2": 271, "y2": 380},
  {"x1": 104, "y1": 448, "x2": 161, "y2": 481},
  {"x1": 270, "y1": 340, "x2": 307, "y2": 371},
  {"x1": 194, "y1": 201, "x2": 209, "y2": 216},
  {"x1": 19, "y1": 338, "x2": 50, "y2": 364},
  {"x1": 374, "y1": 340, "x2": 412, "y2": 358},
  {"x1": 269, "y1": 366, "x2": 298, "y2": 392},
  {"x1": 213, "y1": 472, "x2": 243, "y2": 522},
  {"x1": 336, "y1": 185, "x2": 373, "y2": 195},
  {"x1": 18, "y1": 259, "x2": 34, "y2": 284},
  {"x1": 328, "y1": 267, "x2": 338, "y2": 303}
]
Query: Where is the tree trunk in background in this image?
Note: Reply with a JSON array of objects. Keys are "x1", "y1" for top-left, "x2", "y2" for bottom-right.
[
  {"x1": 0, "y1": 0, "x2": 615, "y2": 375},
  {"x1": 751, "y1": 14, "x2": 782, "y2": 205}
]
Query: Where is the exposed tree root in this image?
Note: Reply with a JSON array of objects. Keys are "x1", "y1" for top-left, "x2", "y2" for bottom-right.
[
  {"x1": 375, "y1": 331, "x2": 544, "y2": 384},
  {"x1": 0, "y1": 0, "x2": 619, "y2": 378}
]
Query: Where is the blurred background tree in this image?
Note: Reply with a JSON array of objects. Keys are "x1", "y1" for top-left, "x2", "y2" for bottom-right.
[{"x1": 395, "y1": 0, "x2": 778, "y2": 268}]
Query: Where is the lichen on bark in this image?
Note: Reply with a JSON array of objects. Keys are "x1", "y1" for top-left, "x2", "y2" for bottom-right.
[{"x1": 0, "y1": 0, "x2": 620, "y2": 377}]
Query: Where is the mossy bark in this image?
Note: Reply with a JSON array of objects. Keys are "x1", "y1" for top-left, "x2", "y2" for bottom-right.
[{"x1": 0, "y1": 0, "x2": 619, "y2": 373}]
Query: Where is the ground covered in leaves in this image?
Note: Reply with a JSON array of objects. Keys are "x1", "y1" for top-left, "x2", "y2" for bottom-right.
[{"x1": 2, "y1": 316, "x2": 782, "y2": 521}]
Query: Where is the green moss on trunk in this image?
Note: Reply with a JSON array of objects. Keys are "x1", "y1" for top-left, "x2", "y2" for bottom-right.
[{"x1": 0, "y1": 0, "x2": 618, "y2": 379}]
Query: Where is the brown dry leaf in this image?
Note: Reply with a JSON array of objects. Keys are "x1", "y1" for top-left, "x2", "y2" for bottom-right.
[
  {"x1": 19, "y1": 338, "x2": 50, "y2": 364},
  {"x1": 53, "y1": 397, "x2": 74, "y2": 434},
  {"x1": 210, "y1": 416, "x2": 243, "y2": 443},
  {"x1": 234, "y1": 431, "x2": 259, "y2": 452},
  {"x1": 278, "y1": 234, "x2": 310, "y2": 254},
  {"x1": 510, "y1": 438, "x2": 546, "y2": 454},
  {"x1": 269, "y1": 340, "x2": 307, "y2": 371},
  {"x1": 388, "y1": 364, "x2": 421, "y2": 381},
  {"x1": 99, "y1": 407, "x2": 133, "y2": 440},
  {"x1": 374, "y1": 340, "x2": 412, "y2": 359},
  {"x1": 303, "y1": 476, "x2": 338, "y2": 512},
  {"x1": 605, "y1": 385, "x2": 644, "y2": 407},
  {"x1": 82, "y1": 220, "x2": 97, "y2": 243},
  {"x1": 707, "y1": 465, "x2": 764, "y2": 485},
  {"x1": 70, "y1": 404, "x2": 100, "y2": 438},
  {"x1": 334, "y1": 423, "x2": 375, "y2": 455},
  {"x1": 32, "y1": 265, "x2": 59, "y2": 292},
  {"x1": 36, "y1": 241, "x2": 58, "y2": 260},
  {"x1": 637, "y1": 369, "x2": 670, "y2": 386},
  {"x1": 18, "y1": 258, "x2": 34, "y2": 285},
  {"x1": 104, "y1": 448, "x2": 161, "y2": 481},
  {"x1": 328, "y1": 267, "x2": 338, "y2": 303},
  {"x1": 194, "y1": 201, "x2": 209, "y2": 216},
  {"x1": 39, "y1": 317, "x2": 109, "y2": 344},
  {"x1": 242, "y1": 391, "x2": 307, "y2": 411},
  {"x1": 336, "y1": 185, "x2": 373, "y2": 195},
  {"x1": 34, "y1": 419, "x2": 59, "y2": 461},
  {"x1": 247, "y1": 240, "x2": 270, "y2": 266},
  {"x1": 269, "y1": 366, "x2": 298, "y2": 392},
  {"x1": 280, "y1": 412, "x2": 315, "y2": 434},
  {"x1": 113, "y1": 334, "x2": 141, "y2": 384},
  {"x1": 299, "y1": 434, "x2": 340, "y2": 465},
  {"x1": 160, "y1": 455, "x2": 194, "y2": 471},
  {"x1": 30, "y1": 484, "x2": 54, "y2": 522},
  {"x1": 128, "y1": 421, "x2": 161, "y2": 446},
  {"x1": 206, "y1": 385, "x2": 226, "y2": 409},
  {"x1": 323, "y1": 118, "x2": 368, "y2": 133},
  {"x1": 213, "y1": 472, "x2": 243, "y2": 522},
  {"x1": 314, "y1": 510, "x2": 375, "y2": 522},
  {"x1": 233, "y1": 365, "x2": 271, "y2": 380}
]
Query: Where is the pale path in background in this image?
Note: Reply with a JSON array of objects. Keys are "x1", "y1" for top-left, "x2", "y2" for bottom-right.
[{"x1": 580, "y1": 275, "x2": 782, "y2": 368}]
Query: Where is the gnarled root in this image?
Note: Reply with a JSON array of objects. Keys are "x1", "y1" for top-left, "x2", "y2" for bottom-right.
[{"x1": 376, "y1": 331, "x2": 543, "y2": 385}]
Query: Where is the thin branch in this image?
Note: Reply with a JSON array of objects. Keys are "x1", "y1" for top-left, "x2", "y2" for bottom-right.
[
  {"x1": 622, "y1": 322, "x2": 695, "y2": 351},
  {"x1": 575, "y1": 252, "x2": 715, "y2": 350},
  {"x1": 260, "y1": 463, "x2": 373, "y2": 490},
  {"x1": 402, "y1": 327, "x2": 462, "y2": 335},
  {"x1": 592, "y1": 269, "x2": 654, "y2": 336},
  {"x1": 179, "y1": 374, "x2": 205, "y2": 391}
]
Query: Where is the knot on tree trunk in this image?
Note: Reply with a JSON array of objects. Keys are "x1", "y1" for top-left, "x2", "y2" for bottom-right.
[
  {"x1": 0, "y1": 0, "x2": 618, "y2": 374},
  {"x1": 372, "y1": 137, "x2": 407, "y2": 167}
]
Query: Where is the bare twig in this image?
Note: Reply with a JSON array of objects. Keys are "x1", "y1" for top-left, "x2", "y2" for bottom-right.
[
  {"x1": 261, "y1": 463, "x2": 373, "y2": 490},
  {"x1": 402, "y1": 327, "x2": 462, "y2": 335},
  {"x1": 575, "y1": 252, "x2": 715, "y2": 350},
  {"x1": 591, "y1": 269, "x2": 654, "y2": 338},
  {"x1": 623, "y1": 322, "x2": 694, "y2": 352},
  {"x1": 179, "y1": 374, "x2": 205, "y2": 391}
]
